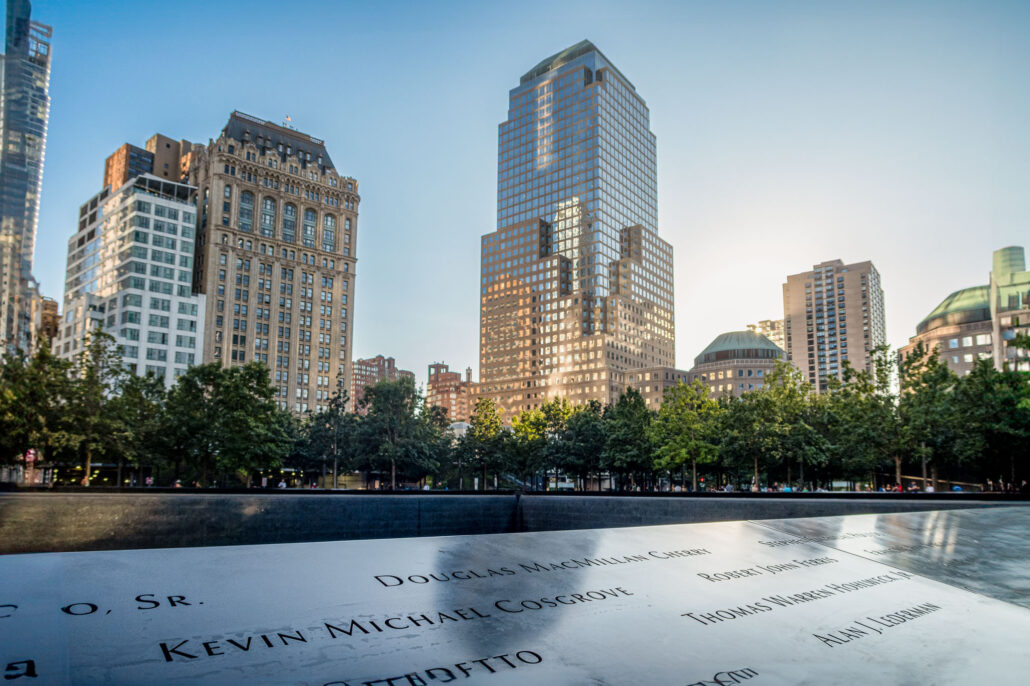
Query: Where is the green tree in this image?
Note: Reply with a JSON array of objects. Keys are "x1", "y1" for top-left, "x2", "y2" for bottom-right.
[
  {"x1": 898, "y1": 341, "x2": 959, "y2": 490},
  {"x1": 761, "y1": 361, "x2": 826, "y2": 487},
  {"x1": 558, "y1": 400, "x2": 606, "y2": 489},
  {"x1": 540, "y1": 397, "x2": 573, "y2": 485},
  {"x1": 826, "y1": 347, "x2": 899, "y2": 487},
  {"x1": 109, "y1": 371, "x2": 167, "y2": 486},
  {"x1": 718, "y1": 391, "x2": 778, "y2": 490},
  {"x1": 953, "y1": 359, "x2": 1030, "y2": 487},
  {"x1": 0, "y1": 345, "x2": 74, "y2": 467},
  {"x1": 156, "y1": 362, "x2": 292, "y2": 486},
  {"x1": 461, "y1": 397, "x2": 506, "y2": 490},
  {"x1": 67, "y1": 329, "x2": 131, "y2": 486},
  {"x1": 304, "y1": 382, "x2": 356, "y2": 487},
  {"x1": 156, "y1": 363, "x2": 220, "y2": 483},
  {"x1": 650, "y1": 380, "x2": 722, "y2": 491},
  {"x1": 507, "y1": 407, "x2": 546, "y2": 489},
  {"x1": 359, "y1": 376, "x2": 431, "y2": 489},
  {"x1": 602, "y1": 387, "x2": 654, "y2": 490}
]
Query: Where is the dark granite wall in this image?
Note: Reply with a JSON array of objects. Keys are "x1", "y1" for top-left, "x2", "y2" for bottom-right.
[
  {"x1": 0, "y1": 492, "x2": 1018, "y2": 554},
  {"x1": 515, "y1": 495, "x2": 1000, "y2": 531}
]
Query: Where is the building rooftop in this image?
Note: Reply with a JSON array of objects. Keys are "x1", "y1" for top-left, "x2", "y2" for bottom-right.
[
  {"x1": 917, "y1": 286, "x2": 991, "y2": 334},
  {"x1": 519, "y1": 39, "x2": 636, "y2": 91},
  {"x1": 694, "y1": 331, "x2": 784, "y2": 367},
  {"x1": 221, "y1": 111, "x2": 334, "y2": 170}
]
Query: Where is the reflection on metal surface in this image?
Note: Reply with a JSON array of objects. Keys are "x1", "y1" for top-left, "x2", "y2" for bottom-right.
[
  {"x1": 757, "y1": 506, "x2": 1030, "y2": 608},
  {"x1": 1, "y1": 508, "x2": 1029, "y2": 684}
]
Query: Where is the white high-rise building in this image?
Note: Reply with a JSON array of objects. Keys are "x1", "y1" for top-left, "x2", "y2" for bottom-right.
[{"x1": 56, "y1": 174, "x2": 204, "y2": 386}]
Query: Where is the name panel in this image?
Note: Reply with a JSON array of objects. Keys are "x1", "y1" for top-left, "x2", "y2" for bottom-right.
[{"x1": 2, "y1": 509, "x2": 1030, "y2": 684}]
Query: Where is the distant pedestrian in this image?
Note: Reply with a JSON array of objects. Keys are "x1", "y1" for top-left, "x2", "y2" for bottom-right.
[{"x1": 277, "y1": 479, "x2": 286, "y2": 489}]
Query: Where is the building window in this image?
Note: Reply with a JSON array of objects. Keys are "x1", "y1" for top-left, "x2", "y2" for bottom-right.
[
  {"x1": 260, "y1": 197, "x2": 275, "y2": 237},
  {"x1": 282, "y1": 203, "x2": 297, "y2": 243},
  {"x1": 302, "y1": 209, "x2": 316, "y2": 247},
  {"x1": 239, "y1": 191, "x2": 254, "y2": 232},
  {"x1": 322, "y1": 214, "x2": 336, "y2": 251}
]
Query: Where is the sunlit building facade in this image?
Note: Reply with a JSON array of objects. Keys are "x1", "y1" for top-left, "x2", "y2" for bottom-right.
[
  {"x1": 186, "y1": 112, "x2": 359, "y2": 414},
  {"x1": 56, "y1": 174, "x2": 204, "y2": 387},
  {"x1": 0, "y1": 0, "x2": 51, "y2": 353},
  {"x1": 351, "y1": 354, "x2": 414, "y2": 412},
  {"x1": 782, "y1": 259, "x2": 886, "y2": 392},
  {"x1": 479, "y1": 40, "x2": 674, "y2": 418},
  {"x1": 747, "y1": 319, "x2": 785, "y2": 352},
  {"x1": 626, "y1": 366, "x2": 690, "y2": 409},
  {"x1": 900, "y1": 246, "x2": 1030, "y2": 374},
  {"x1": 426, "y1": 362, "x2": 478, "y2": 421}
]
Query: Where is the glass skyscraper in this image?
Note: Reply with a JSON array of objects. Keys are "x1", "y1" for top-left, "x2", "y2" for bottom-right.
[
  {"x1": 0, "y1": 0, "x2": 51, "y2": 353},
  {"x1": 480, "y1": 40, "x2": 675, "y2": 416}
]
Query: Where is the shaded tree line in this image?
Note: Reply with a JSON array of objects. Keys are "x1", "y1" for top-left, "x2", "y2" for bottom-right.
[
  {"x1": 451, "y1": 343, "x2": 1029, "y2": 492},
  {"x1": 2, "y1": 335, "x2": 1028, "y2": 491}
]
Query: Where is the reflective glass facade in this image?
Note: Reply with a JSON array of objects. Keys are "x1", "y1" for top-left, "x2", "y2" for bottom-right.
[
  {"x1": 494, "y1": 40, "x2": 657, "y2": 297},
  {"x1": 480, "y1": 41, "x2": 674, "y2": 417},
  {"x1": 0, "y1": 0, "x2": 50, "y2": 352}
]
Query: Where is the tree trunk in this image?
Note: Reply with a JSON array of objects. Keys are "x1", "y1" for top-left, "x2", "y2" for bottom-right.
[
  {"x1": 332, "y1": 458, "x2": 338, "y2": 489},
  {"x1": 894, "y1": 455, "x2": 902, "y2": 488},
  {"x1": 83, "y1": 448, "x2": 92, "y2": 487},
  {"x1": 800, "y1": 458, "x2": 805, "y2": 489},
  {"x1": 117, "y1": 460, "x2": 123, "y2": 488},
  {"x1": 482, "y1": 465, "x2": 487, "y2": 491},
  {"x1": 787, "y1": 462, "x2": 792, "y2": 487},
  {"x1": 931, "y1": 464, "x2": 939, "y2": 492},
  {"x1": 753, "y1": 454, "x2": 759, "y2": 491},
  {"x1": 390, "y1": 458, "x2": 397, "y2": 490},
  {"x1": 691, "y1": 459, "x2": 697, "y2": 492}
]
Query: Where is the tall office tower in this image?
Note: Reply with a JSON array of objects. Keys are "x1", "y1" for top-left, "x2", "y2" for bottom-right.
[
  {"x1": 426, "y1": 362, "x2": 479, "y2": 422},
  {"x1": 782, "y1": 259, "x2": 886, "y2": 392},
  {"x1": 479, "y1": 40, "x2": 674, "y2": 417},
  {"x1": 351, "y1": 354, "x2": 414, "y2": 412},
  {"x1": 56, "y1": 174, "x2": 205, "y2": 387},
  {"x1": 747, "y1": 319, "x2": 785, "y2": 352},
  {"x1": 0, "y1": 0, "x2": 51, "y2": 353},
  {"x1": 186, "y1": 112, "x2": 359, "y2": 414}
]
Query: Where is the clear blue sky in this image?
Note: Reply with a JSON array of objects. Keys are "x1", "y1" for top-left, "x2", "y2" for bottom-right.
[{"x1": 29, "y1": 0, "x2": 1030, "y2": 388}]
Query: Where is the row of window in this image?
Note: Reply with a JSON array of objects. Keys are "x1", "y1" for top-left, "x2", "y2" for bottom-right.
[
  {"x1": 948, "y1": 334, "x2": 992, "y2": 348},
  {"x1": 228, "y1": 189, "x2": 350, "y2": 252},
  {"x1": 121, "y1": 347, "x2": 195, "y2": 364}
]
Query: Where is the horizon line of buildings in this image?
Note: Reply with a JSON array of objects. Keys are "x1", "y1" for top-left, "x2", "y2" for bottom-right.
[{"x1": 2, "y1": 10, "x2": 1026, "y2": 428}]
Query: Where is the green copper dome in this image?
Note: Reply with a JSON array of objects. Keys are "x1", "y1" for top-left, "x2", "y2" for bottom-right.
[
  {"x1": 916, "y1": 286, "x2": 990, "y2": 335},
  {"x1": 695, "y1": 331, "x2": 784, "y2": 367}
]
